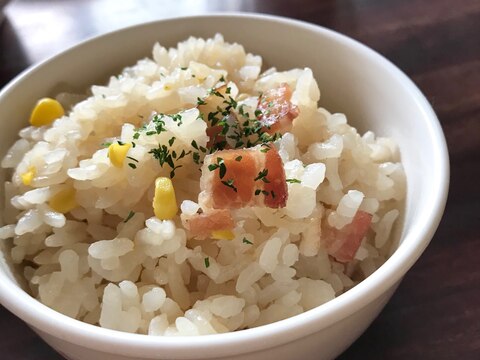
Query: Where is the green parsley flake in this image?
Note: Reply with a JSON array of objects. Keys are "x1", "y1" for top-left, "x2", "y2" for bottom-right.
[
  {"x1": 123, "y1": 211, "x2": 135, "y2": 223},
  {"x1": 242, "y1": 238, "x2": 253, "y2": 245},
  {"x1": 217, "y1": 158, "x2": 226, "y2": 179},
  {"x1": 221, "y1": 179, "x2": 237, "y2": 192},
  {"x1": 192, "y1": 152, "x2": 200, "y2": 164},
  {"x1": 254, "y1": 169, "x2": 270, "y2": 183},
  {"x1": 208, "y1": 163, "x2": 219, "y2": 171}
]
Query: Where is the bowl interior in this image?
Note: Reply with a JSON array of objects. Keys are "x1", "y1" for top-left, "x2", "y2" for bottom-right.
[{"x1": 0, "y1": 13, "x2": 448, "y2": 358}]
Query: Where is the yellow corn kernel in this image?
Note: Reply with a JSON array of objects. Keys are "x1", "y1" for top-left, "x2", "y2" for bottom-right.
[
  {"x1": 108, "y1": 142, "x2": 131, "y2": 168},
  {"x1": 21, "y1": 166, "x2": 36, "y2": 186},
  {"x1": 211, "y1": 229, "x2": 235, "y2": 240},
  {"x1": 29, "y1": 98, "x2": 65, "y2": 127},
  {"x1": 153, "y1": 177, "x2": 178, "y2": 220},
  {"x1": 49, "y1": 187, "x2": 77, "y2": 214}
]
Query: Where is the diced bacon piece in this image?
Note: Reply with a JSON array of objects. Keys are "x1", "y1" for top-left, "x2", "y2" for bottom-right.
[
  {"x1": 257, "y1": 83, "x2": 299, "y2": 134},
  {"x1": 182, "y1": 209, "x2": 234, "y2": 240},
  {"x1": 263, "y1": 147, "x2": 288, "y2": 208},
  {"x1": 322, "y1": 210, "x2": 373, "y2": 263},
  {"x1": 199, "y1": 145, "x2": 288, "y2": 209},
  {"x1": 206, "y1": 125, "x2": 225, "y2": 148}
]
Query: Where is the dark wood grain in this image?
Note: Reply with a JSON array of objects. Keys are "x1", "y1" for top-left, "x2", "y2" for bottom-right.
[{"x1": 1, "y1": 0, "x2": 479, "y2": 359}]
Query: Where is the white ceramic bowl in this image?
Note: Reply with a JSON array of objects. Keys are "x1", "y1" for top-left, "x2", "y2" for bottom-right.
[{"x1": 0, "y1": 13, "x2": 449, "y2": 360}]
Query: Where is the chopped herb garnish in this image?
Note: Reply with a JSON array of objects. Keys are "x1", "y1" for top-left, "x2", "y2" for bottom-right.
[
  {"x1": 219, "y1": 75, "x2": 226, "y2": 83},
  {"x1": 235, "y1": 156, "x2": 242, "y2": 162},
  {"x1": 128, "y1": 163, "x2": 137, "y2": 169},
  {"x1": 217, "y1": 158, "x2": 226, "y2": 178},
  {"x1": 260, "y1": 143, "x2": 272, "y2": 153},
  {"x1": 234, "y1": 140, "x2": 244, "y2": 148},
  {"x1": 208, "y1": 163, "x2": 219, "y2": 171},
  {"x1": 152, "y1": 114, "x2": 167, "y2": 133},
  {"x1": 177, "y1": 149, "x2": 191, "y2": 160},
  {"x1": 171, "y1": 114, "x2": 182, "y2": 125},
  {"x1": 191, "y1": 140, "x2": 199, "y2": 150},
  {"x1": 192, "y1": 152, "x2": 200, "y2": 164},
  {"x1": 170, "y1": 165, "x2": 182, "y2": 178},
  {"x1": 242, "y1": 237, "x2": 253, "y2": 245},
  {"x1": 101, "y1": 142, "x2": 112, "y2": 148},
  {"x1": 208, "y1": 111, "x2": 219, "y2": 121},
  {"x1": 126, "y1": 156, "x2": 138, "y2": 163},
  {"x1": 197, "y1": 97, "x2": 207, "y2": 106},
  {"x1": 226, "y1": 87, "x2": 231, "y2": 94},
  {"x1": 133, "y1": 132, "x2": 140, "y2": 140},
  {"x1": 207, "y1": 158, "x2": 225, "y2": 174},
  {"x1": 149, "y1": 144, "x2": 177, "y2": 175},
  {"x1": 145, "y1": 131, "x2": 156, "y2": 136},
  {"x1": 168, "y1": 137, "x2": 176, "y2": 146},
  {"x1": 286, "y1": 178, "x2": 301, "y2": 184},
  {"x1": 238, "y1": 105, "x2": 246, "y2": 116},
  {"x1": 180, "y1": 66, "x2": 187, "y2": 70},
  {"x1": 214, "y1": 140, "x2": 227, "y2": 151},
  {"x1": 204, "y1": 257, "x2": 210, "y2": 268},
  {"x1": 117, "y1": 140, "x2": 125, "y2": 146},
  {"x1": 224, "y1": 96, "x2": 237, "y2": 109},
  {"x1": 123, "y1": 211, "x2": 135, "y2": 223},
  {"x1": 271, "y1": 190, "x2": 276, "y2": 198},
  {"x1": 254, "y1": 109, "x2": 263, "y2": 118},
  {"x1": 219, "y1": 120, "x2": 230, "y2": 135},
  {"x1": 254, "y1": 169, "x2": 270, "y2": 183},
  {"x1": 255, "y1": 189, "x2": 261, "y2": 196},
  {"x1": 221, "y1": 179, "x2": 237, "y2": 192},
  {"x1": 210, "y1": 89, "x2": 225, "y2": 98}
]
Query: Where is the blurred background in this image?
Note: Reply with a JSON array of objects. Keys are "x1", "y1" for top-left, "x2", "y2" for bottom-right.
[{"x1": 1, "y1": 0, "x2": 479, "y2": 359}]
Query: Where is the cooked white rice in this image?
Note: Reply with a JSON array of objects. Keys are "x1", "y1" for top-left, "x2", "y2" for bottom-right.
[{"x1": 0, "y1": 34, "x2": 405, "y2": 335}]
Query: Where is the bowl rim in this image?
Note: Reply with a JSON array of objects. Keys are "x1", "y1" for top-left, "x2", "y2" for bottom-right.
[{"x1": 0, "y1": 12, "x2": 449, "y2": 358}]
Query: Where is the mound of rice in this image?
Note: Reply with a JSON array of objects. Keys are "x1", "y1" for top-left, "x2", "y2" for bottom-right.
[{"x1": 0, "y1": 34, "x2": 405, "y2": 335}]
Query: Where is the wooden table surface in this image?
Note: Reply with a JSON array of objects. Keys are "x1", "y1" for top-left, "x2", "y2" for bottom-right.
[{"x1": 1, "y1": 0, "x2": 479, "y2": 359}]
